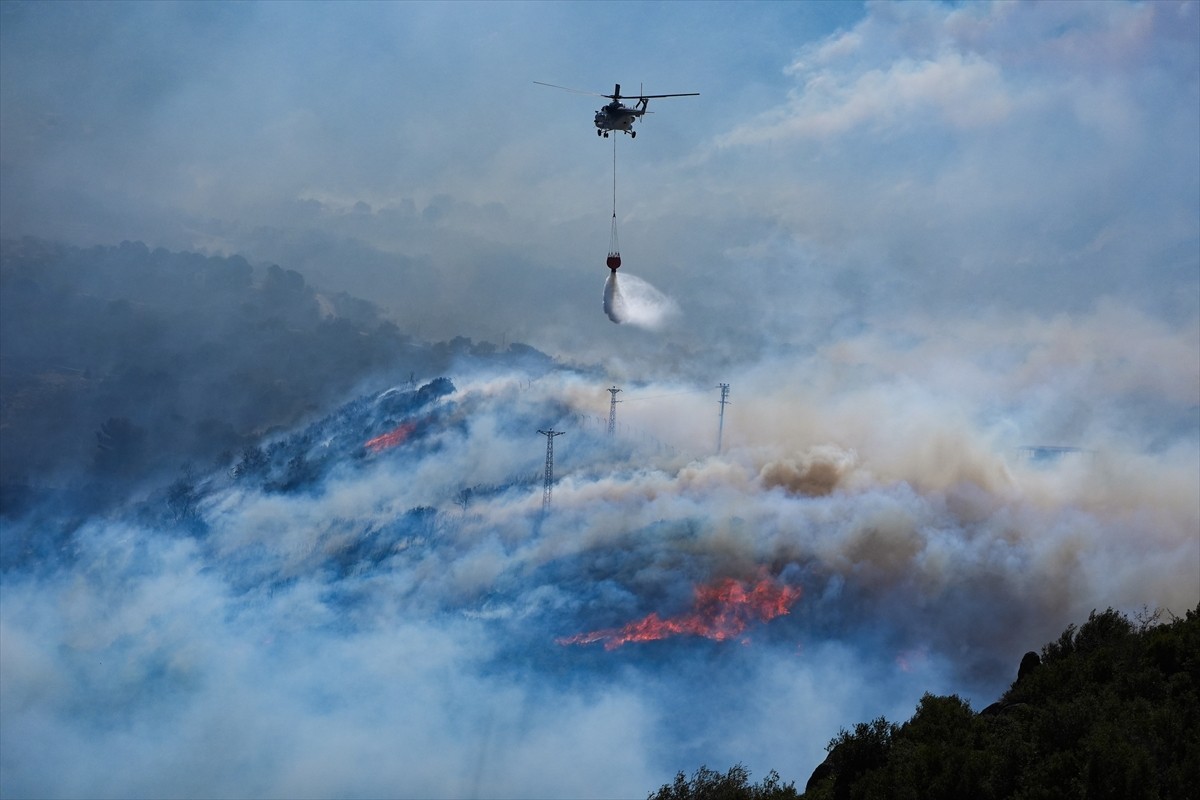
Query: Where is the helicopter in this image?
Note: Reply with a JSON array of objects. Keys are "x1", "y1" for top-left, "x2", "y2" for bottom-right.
[{"x1": 534, "y1": 82, "x2": 699, "y2": 138}]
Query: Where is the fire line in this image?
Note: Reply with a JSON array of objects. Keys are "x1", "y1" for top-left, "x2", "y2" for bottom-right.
[
  {"x1": 557, "y1": 575, "x2": 802, "y2": 650},
  {"x1": 365, "y1": 421, "x2": 417, "y2": 453}
]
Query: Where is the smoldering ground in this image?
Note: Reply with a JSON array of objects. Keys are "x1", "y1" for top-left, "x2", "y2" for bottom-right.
[{"x1": 2, "y1": 317, "x2": 1196, "y2": 799}]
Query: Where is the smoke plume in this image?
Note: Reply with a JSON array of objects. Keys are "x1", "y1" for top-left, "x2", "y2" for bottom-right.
[
  {"x1": 1, "y1": 2, "x2": 1195, "y2": 794},
  {"x1": 2, "y1": 331, "x2": 1196, "y2": 798}
]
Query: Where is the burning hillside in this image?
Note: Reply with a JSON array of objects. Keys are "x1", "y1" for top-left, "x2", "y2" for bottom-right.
[{"x1": 2, "y1": 358, "x2": 1196, "y2": 799}]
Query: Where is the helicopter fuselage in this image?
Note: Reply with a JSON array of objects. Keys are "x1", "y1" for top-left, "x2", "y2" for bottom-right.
[{"x1": 595, "y1": 101, "x2": 646, "y2": 137}]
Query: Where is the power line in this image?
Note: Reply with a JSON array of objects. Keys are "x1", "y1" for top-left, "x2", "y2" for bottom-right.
[{"x1": 619, "y1": 388, "x2": 708, "y2": 403}]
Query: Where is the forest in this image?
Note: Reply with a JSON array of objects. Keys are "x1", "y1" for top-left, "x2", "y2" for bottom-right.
[
  {"x1": 0, "y1": 237, "x2": 553, "y2": 516},
  {"x1": 650, "y1": 606, "x2": 1199, "y2": 800}
]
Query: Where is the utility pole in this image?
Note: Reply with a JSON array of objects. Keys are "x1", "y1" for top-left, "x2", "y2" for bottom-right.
[
  {"x1": 537, "y1": 428, "x2": 565, "y2": 512},
  {"x1": 716, "y1": 383, "x2": 730, "y2": 454},
  {"x1": 607, "y1": 386, "x2": 622, "y2": 436}
]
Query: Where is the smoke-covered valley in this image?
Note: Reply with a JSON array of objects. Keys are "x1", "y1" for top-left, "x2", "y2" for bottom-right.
[
  {"x1": 2, "y1": 239, "x2": 1196, "y2": 798},
  {"x1": 3, "y1": 2, "x2": 1198, "y2": 796}
]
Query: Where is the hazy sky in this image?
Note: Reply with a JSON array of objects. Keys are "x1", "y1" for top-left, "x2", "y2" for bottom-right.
[
  {"x1": 1, "y1": 4, "x2": 1198, "y2": 797},
  {"x1": 3, "y1": 0, "x2": 1196, "y2": 368}
]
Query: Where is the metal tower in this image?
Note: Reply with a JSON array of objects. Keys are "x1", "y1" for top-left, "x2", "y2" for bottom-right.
[
  {"x1": 607, "y1": 386, "x2": 622, "y2": 435},
  {"x1": 716, "y1": 383, "x2": 730, "y2": 454},
  {"x1": 538, "y1": 428, "x2": 565, "y2": 511}
]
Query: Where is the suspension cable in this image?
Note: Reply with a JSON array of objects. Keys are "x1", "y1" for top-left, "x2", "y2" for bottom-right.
[
  {"x1": 612, "y1": 134, "x2": 618, "y2": 218},
  {"x1": 608, "y1": 135, "x2": 619, "y2": 256}
]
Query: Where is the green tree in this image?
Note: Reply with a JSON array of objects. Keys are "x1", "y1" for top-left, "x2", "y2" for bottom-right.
[
  {"x1": 800, "y1": 607, "x2": 1200, "y2": 800},
  {"x1": 649, "y1": 764, "x2": 798, "y2": 800}
]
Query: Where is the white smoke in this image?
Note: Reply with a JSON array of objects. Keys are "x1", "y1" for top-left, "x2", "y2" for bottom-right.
[
  {"x1": 603, "y1": 271, "x2": 680, "y2": 329},
  {"x1": 1, "y1": 318, "x2": 1197, "y2": 797}
]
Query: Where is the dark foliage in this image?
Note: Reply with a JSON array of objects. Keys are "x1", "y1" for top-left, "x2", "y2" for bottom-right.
[
  {"x1": 800, "y1": 607, "x2": 1200, "y2": 800},
  {"x1": 649, "y1": 764, "x2": 799, "y2": 800},
  {"x1": 654, "y1": 608, "x2": 1199, "y2": 800},
  {"x1": 0, "y1": 237, "x2": 554, "y2": 515}
]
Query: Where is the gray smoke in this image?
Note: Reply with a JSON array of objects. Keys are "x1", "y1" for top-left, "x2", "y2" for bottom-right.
[
  {"x1": 2, "y1": 331, "x2": 1196, "y2": 797},
  {"x1": 1, "y1": 2, "x2": 1196, "y2": 796}
]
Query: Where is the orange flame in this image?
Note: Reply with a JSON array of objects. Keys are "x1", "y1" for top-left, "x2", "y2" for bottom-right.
[
  {"x1": 557, "y1": 576, "x2": 802, "y2": 650},
  {"x1": 365, "y1": 422, "x2": 417, "y2": 453}
]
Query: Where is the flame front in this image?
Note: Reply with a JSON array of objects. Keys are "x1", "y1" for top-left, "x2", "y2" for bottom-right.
[
  {"x1": 365, "y1": 422, "x2": 417, "y2": 453},
  {"x1": 557, "y1": 576, "x2": 802, "y2": 650}
]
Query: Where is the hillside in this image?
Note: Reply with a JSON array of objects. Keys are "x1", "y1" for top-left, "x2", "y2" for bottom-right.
[
  {"x1": 3, "y1": 241, "x2": 1195, "y2": 799},
  {"x1": 0, "y1": 237, "x2": 553, "y2": 514},
  {"x1": 649, "y1": 607, "x2": 1200, "y2": 800}
]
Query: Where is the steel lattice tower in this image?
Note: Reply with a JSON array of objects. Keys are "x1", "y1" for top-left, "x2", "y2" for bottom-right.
[
  {"x1": 716, "y1": 383, "x2": 730, "y2": 454},
  {"x1": 538, "y1": 428, "x2": 564, "y2": 511},
  {"x1": 607, "y1": 386, "x2": 622, "y2": 435}
]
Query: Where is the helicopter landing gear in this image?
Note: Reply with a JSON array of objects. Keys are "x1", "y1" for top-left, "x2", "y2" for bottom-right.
[
  {"x1": 602, "y1": 131, "x2": 609, "y2": 138},
  {"x1": 597, "y1": 129, "x2": 603, "y2": 137},
  {"x1": 630, "y1": 130, "x2": 636, "y2": 138}
]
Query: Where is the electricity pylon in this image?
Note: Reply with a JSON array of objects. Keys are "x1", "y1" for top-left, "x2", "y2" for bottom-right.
[
  {"x1": 538, "y1": 428, "x2": 564, "y2": 512},
  {"x1": 607, "y1": 386, "x2": 622, "y2": 435},
  {"x1": 716, "y1": 383, "x2": 730, "y2": 454}
]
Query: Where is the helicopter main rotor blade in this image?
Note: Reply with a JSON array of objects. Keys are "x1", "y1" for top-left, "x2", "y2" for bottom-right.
[
  {"x1": 532, "y1": 81, "x2": 610, "y2": 98},
  {"x1": 534, "y1": 81, "x2": 699, "y2": 102}
]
